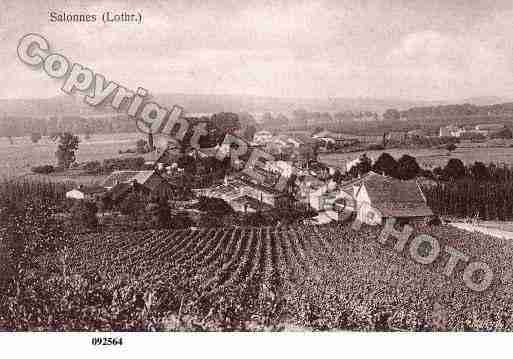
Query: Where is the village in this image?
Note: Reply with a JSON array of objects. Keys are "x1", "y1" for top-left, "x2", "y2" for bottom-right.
[{"x1": 61, "y1": 120, "x2": 455, "y2": 230}]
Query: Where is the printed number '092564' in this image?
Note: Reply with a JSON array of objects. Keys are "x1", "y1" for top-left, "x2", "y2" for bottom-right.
[{"x1": 91, "y1": 337, "x2": 123, "y2": 346}]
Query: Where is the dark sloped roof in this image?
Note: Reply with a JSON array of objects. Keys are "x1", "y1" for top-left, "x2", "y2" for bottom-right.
[
  {"x1": 102, "y1": 171, "x2": 139, "y2": 188},
  {"x1": 359, "y1": 172, "x2": 433, "y2": 218},
  {"x1": 80, "y1": 185, "x2": 107, "y2": 195},
  {"x1": 130, "y1": 170, "x2": 156, "y2": 185},
  {"x1": 237, "y1": 175, "x2": 285, "y2": 196},
  {"x1": 102, "y1": 170, "x2": 158, "y2": 188},
  {"x1": 230, "y1": 195, "x2": 273, "y2": 211}
]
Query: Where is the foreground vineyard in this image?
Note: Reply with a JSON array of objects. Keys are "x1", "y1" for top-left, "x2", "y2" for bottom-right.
[{"x1": 8, "y1": 223, "x2": 513, "y2": 331}]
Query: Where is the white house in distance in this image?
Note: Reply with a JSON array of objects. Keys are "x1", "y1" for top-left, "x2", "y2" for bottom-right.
[
  {"x1": 439, "y1": 125, "x2": 463, "y2": 137},
  {"x1": 344, "y1": 171, "x2": 434, "y2": 225},
  {"x1": 253, "y1": 130, "x2": 274, "y2": 145}
]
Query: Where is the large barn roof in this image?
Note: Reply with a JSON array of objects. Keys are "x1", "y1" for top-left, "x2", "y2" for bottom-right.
[
  {"x1": 357, "y1": 171, "x2": 434, "y2": 218},
  {"x1": 102, "y1": 171, "x2": 140, "y2": 188},
  {"x1": 102, "y1": 170, "x2": 155, "y2": 188}
]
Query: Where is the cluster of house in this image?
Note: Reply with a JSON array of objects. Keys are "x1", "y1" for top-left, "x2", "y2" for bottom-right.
[
  {"x1": 65, "y1": 124, "x2": 435, "y2": 226},
  {"x1": 252, "y1": 129, "x2": 361, "y2": 156},
  {"x1": 439, "y1": 124, "x2": 509, "y2": 138},
  {"x1": 311, "y1": 130, "x2": 360, "y2": 148},
  {"x1": 193, "y1": 167, "x2": 434, "y2": 226}
]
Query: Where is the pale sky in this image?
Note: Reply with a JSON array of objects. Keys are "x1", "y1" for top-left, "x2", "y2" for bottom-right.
[{"x1": 1, "y1": 0, "x2": 513, "y2": 101}]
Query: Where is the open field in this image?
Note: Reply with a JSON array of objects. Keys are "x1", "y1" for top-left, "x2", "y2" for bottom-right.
[
  {"x1": 320, "y1": 141, "x2": 513, "y2": 170},
  {"x1": 0, "y1": 133, "x2": 144, "y2": 179}
]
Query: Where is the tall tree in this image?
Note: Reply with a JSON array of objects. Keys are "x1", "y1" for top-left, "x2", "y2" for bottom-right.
[
  {"x1": 372, "y1": 153, "x2": 398, "y2": 178},
  {"x1": 443, "y1": 158, "x2": 466, "y2": 181},
  {"x1": 349, "y1": 153, "x2": 372, "y2": 177},
  {"x1": 470, "y1": 161, "x2": 489, "y2": 181},
  {"x1": 211, "y1": 112, "x2": 241, "y2": 135},
  {"x1": 397, "y1": 154, "x2": 420, "y2": 180},
  {"x1": 383, "y1": 109, "x2": 401, "y2": 121},
  {"x1": 54, "y1": 132, "x2": 80, "y2": 169}
]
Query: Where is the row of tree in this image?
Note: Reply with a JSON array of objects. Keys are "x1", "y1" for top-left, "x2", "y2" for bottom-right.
[
  {"x1": 397, "y1": 102, "x2": 513, "y2": 119},
  {"x1": 348, "y1": 153, "x2": 424, "y2": 180},
  {"x1": 1, "y1": 112, "x2": 259, "y2": 143},
  {"x1": 424, "y1": 181, "x2": 513, "y2": 220},
  {"x1": 348, "y1": 152, "x2": 513, "y2": 183}
]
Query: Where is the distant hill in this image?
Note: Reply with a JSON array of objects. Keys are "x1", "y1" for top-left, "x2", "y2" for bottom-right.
[
  {"x1": 459, "y1": 96, "x2": 513, "y2": 106},
  {"x1": 2, "y1": 93, "x2": 513, "y2": 123},
  {"x1": 0, "y1": 93, "x2": 447, "y2": 118}
]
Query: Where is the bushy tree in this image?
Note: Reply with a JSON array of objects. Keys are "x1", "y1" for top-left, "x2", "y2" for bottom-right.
[
  {"x1": 397, "y1": 154, "x2": 420, "y2": 180},
  {"x1": 31, "y1": 165, "x2": 54, "y2": 174},
  {"x1": 196, "y1": 196, "x2": 234, "y2": 215},
  {"x1": 211, "y1": 112, "x2": 241, "y2": 134},
  {"x1": 349, "y1": 153, "x2": 372, "y2": 177},
  {"x1": 54, "y1": 132, "x2": 80, "y2": 169},
  {"x1": 383, "y1": 109, "x2": 401, "y2": 121},
  {"x1": 443, "y1": 158, "x2": 466, "y2": 181},
  {"x1": 372, "y1": 153, "x2": 398, "y2": 178},
  {"x1": 470, "y1": 161, "x2": 489, "y2": 181}
]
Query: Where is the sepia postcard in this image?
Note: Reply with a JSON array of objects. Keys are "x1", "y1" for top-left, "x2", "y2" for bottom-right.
[{"x1": 1, "y1": 0, "x2": 513, "y2": 356}]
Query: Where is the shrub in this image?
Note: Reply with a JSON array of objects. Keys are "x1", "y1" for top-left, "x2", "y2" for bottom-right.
[
  {"x1": 31, "y1": 165, "x2": 55, "y2": 174},
  {"x1": 83, "y1": 160, "x2": 101, "y2": 174},
  {"x1": 118, "y1": 191, "x2": 147, "y2": 217},
  {"x1": 102, "y1": 157, "x2": 145, "y2": 172},
  {"x1": 195, "y1": 196, "x2": 234, "y2": 215}
]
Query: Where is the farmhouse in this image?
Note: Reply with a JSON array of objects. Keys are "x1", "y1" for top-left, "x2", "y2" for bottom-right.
[
  {"x1": 439, "y1": 125, "x2": 463, "y2": 137},
  {"x1": 386, "y1": 131, "x2": 408, "y2": 143},
  {"x1": 312, "y1": 130, "x2": 358, "y2": 147},
  {"x1": 348, "y1": 171, "x2": 433, "y2": 225},
  {"x1": 101, "y1": 170, "x2": 176, "y2": 201},
  {"x1": 102, "y1": 170, "x2": 141, "y2": 189},
  {"x1": 102, "y1": 170, "x2": 165, "y2": 190}
]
